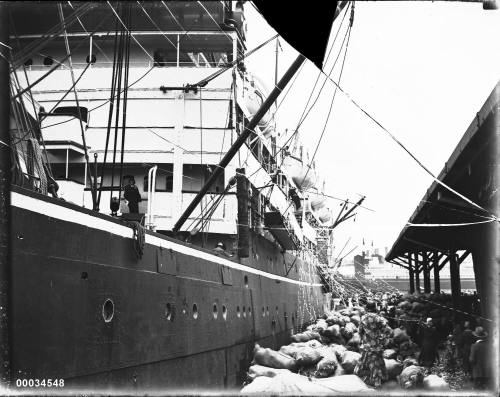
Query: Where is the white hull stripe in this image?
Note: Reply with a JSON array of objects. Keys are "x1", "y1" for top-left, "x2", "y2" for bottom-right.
[{"x1": 11, "y1": 191, "x2": 323, "y2": 288}]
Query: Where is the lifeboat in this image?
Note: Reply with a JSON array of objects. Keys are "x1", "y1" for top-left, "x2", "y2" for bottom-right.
[
  {"x1": 309, "y1": 193, "x2": 326, "y2": 211},
  {"x1": 282, "y1": 155, "x2": 317, "y2": 191},
  {"x1": 238, "y1": 73, "x2": 276, "y2": 137},
  {"x1": 317, "y1": 207, "x2": 332, "y2": 224}
]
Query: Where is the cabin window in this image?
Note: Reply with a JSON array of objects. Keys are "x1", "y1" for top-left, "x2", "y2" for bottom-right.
[
  {"x1": 24, "y1": 58, "x2": 33, "y2": 67},
  {"x1": 182, "y1": 164, "x2": 224, "y2": 193},
  {"x1": 53, "y1": 106, "x2": 89, "y2": 123},
  {"x1": 50, "y1": 162, "x2": 85, "y2": 184}
]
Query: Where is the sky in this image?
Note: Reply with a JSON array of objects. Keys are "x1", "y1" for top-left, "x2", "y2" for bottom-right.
[{"x1": 244, "y1": 1, "x2": 500, "y2": 260}]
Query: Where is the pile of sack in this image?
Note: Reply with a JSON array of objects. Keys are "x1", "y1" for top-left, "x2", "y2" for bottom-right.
[{"x1": 241, "y1": 306, "x2": 450, "y2": 393}]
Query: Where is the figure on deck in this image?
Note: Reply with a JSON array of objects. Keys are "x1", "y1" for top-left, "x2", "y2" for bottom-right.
[{"x1": 123, "y1": 176, "x2": 142, "y2": 213}]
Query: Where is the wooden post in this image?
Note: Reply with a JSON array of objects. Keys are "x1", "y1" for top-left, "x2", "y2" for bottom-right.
[
  {"x1": 449, "y1": 251, "x2": 461, "y2": 310},
  {"x1": 433, "y1": 252, "x2": 440, "y2": 293},
  {"x1": 423, "y1": 252, "x2": 431, "y2": 293},
  {"x1": 0, "y1": 2, "x2": 11, "y2": 385},
  {"x1": 409, "y1": 265, "x2": 415, "y2": 294},
  {"x1": 408, "y1": 253, "x2": 415, "y2": 293},
  {"x1": 414, "y1": 252, "x2": 421, "y2": 293}
]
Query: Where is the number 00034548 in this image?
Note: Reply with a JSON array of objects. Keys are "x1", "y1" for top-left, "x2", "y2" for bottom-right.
[{"x1": 15, "y1": 379, "x2": 65, "y2": 387}]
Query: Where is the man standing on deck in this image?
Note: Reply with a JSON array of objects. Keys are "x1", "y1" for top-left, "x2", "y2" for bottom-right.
[{"x1": 124, "y1": 176, "x2": 141, "y2": 213}]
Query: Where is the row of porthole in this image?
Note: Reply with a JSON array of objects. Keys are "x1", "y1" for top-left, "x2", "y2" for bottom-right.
[
  {"x1": 23, "y1": 55, "x2": 97, "y2": 67},
  {"x1": 101, "y1": 299, "x2": 299, "y2": 325}
]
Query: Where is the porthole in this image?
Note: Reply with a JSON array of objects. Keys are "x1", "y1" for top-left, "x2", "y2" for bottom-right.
[
  {"x1": 222, "y1": 305, "x2": 227, "y2": 320},
  {"x1": 102, "y1": 299, "x2": 114, "y2": 323},
  {"x1": 213, "y1": 303, "x2": 218, "y2": 319},
  {"x1": 262, "y1": 307, "x2": 265, "y2": 317},
  {"x1": 276, "y1": 306, "x2": 279, "y2": 315},
  {"x1": 243, "y1": 306, "x2": 246, "y2": 318},
  {"x1": 236, "y1": 306, "x2": 241, "y2": 318},
  {"x1": 24, "y1": 58, "x2": 33, "y2": 67},
  {"x1": 266, "y1": 306, "x2": 269, "y2": 316},
  {"x1": 165, "y1": 303, "x2": 173, "y2": 321},
  {"x1": 192, "y1": 303, "x2": 198, "y2": 319},
  {"x1": 244, "y1": 275, "x2": 248, "y2": 288},
  {"x1": 248, "y1": 307, "x2": 252, "y2": 316}
]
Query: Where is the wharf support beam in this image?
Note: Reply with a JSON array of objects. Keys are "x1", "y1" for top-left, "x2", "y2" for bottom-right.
[
  {"x1": 422, "y1": 254, "x2": 431, "y2": 293},
  {"x1": 409, "y1": 265, "x2": 415, "y2": 294},
  {"x1": 470, "y1": 221, "x2": 497, "y2": 322},
  {"x1": 449, "y1": 252, "x2": 461, "y2": 311},
  {"x1": 433, "y1": 255, "x2": 440, "y2": 293}
]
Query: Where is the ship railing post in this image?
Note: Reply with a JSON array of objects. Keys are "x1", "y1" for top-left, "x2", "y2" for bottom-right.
[{"x1": 146, "y1": 165, "x2": 158, "y2": 230}]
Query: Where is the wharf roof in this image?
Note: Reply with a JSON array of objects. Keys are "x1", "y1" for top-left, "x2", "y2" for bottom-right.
[{"x1": 386, "y1": 80, "x2": 499, "y2": 261}]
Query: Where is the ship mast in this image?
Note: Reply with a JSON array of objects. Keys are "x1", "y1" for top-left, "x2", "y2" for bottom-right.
[
  {"x1": 0, "y1": 2, "x2": 11, "y2": 385},
  {"x1": 172, "y1": 54, "x2": 306, "y2": 234}
]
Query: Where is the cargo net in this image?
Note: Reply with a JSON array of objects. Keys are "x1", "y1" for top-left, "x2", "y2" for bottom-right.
[
  {"x1": 296, "y1": 247, "x2": 320, "y2": 328},
  {"x1": 9, "y1": 85, "x2": 52, "y2": 195}
]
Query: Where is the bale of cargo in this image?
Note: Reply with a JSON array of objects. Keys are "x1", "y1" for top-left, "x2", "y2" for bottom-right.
[
  {"x1": 252, "y1": 344, "x2": 297, "y2": 371},
  {"x1": 383, "y1": 349, "x2": 397, "y2": 360},
  {"x1": 346, "y1": 332, "x2": 361, "y2": 351},
  {"x1": 279, "y1": 344, "x2": 300, "y2": 358},
  {"x1": 305, "y1": 339, "x2": 322, "y2": 348},
  {"x1": 241, "y1": 371, "x2": 332, "y2": 394},
  {"x1": 312, "y1": 319, "x2": 328, "y2": 333},
  {"x1": 291, "y1": 330, "x2": 321, "y2": 343},
  {"x1": 328, "y1": 317, "x2": 345, "y2": 327},
  {"x1": 247, "y1": 365, "x2": 289, "y2": 380},
  {"x1": 398, "y1": 340, "x2": 417, "y2": 359},
  {"x1": 393, "y1": 327, "x2": 410, "y2": 344},
  {"x1": 241, "y1": 375, "x2": 274, "y2": 394},
  {"x1": 353, "y1": 306, "x2": 366, "y2": 315},
  {"x1": 398, "y1": 365, "x2": 425, "y2": 389},
  {"x1": 340, "y1": 322, "x2": 357, "y2": 341},
  {"x1": 350, "y1": 315, "x2": 361, "y2": 326},
  {"x1": 330, "y1": 344, "x2": 347, "y2": 362},
  {"x1": 314, "y1": 347, "x2": 339, "y2": 378},
  {"x1": 338, "y1": 308, "x2": 352, "y2": 316},
  {"x1": 314, "y1": 374, "x2": 373, "y2": 392},
  {"x1": 422, "y1": 374, "x2": 449, "y2": 390},
  {"x1": 398, "y1": 301, "x2": 412, "y2": 310},
  {"x1": 341, "y1": 315, "x2": 351, "y2": 325},
  {"x1": 340, "y1": 350, "x2": 361, "y2": 373},
  {"x1": 384, "y1": 359, "x2": 403, "y2": 380},
  {"x1": 402, "y1": 357, "x2": 419, "y2": 368},
  {"x1": 294, "y1": 347, "x2": 323, "y2": 367}
]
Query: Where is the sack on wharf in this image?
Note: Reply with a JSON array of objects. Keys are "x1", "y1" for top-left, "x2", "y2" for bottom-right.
[{"x1": 241, "y1": 291, "x2": 488, "y2": 394}]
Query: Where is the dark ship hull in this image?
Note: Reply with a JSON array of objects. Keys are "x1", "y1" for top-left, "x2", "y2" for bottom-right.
[{"x1": 10, "y1": 186, "x2": 325, "y2": 391}]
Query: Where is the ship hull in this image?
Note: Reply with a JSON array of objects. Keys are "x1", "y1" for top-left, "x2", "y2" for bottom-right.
[{"x1": 10, "y1": 187, "x2": 325, "y2": 391}]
